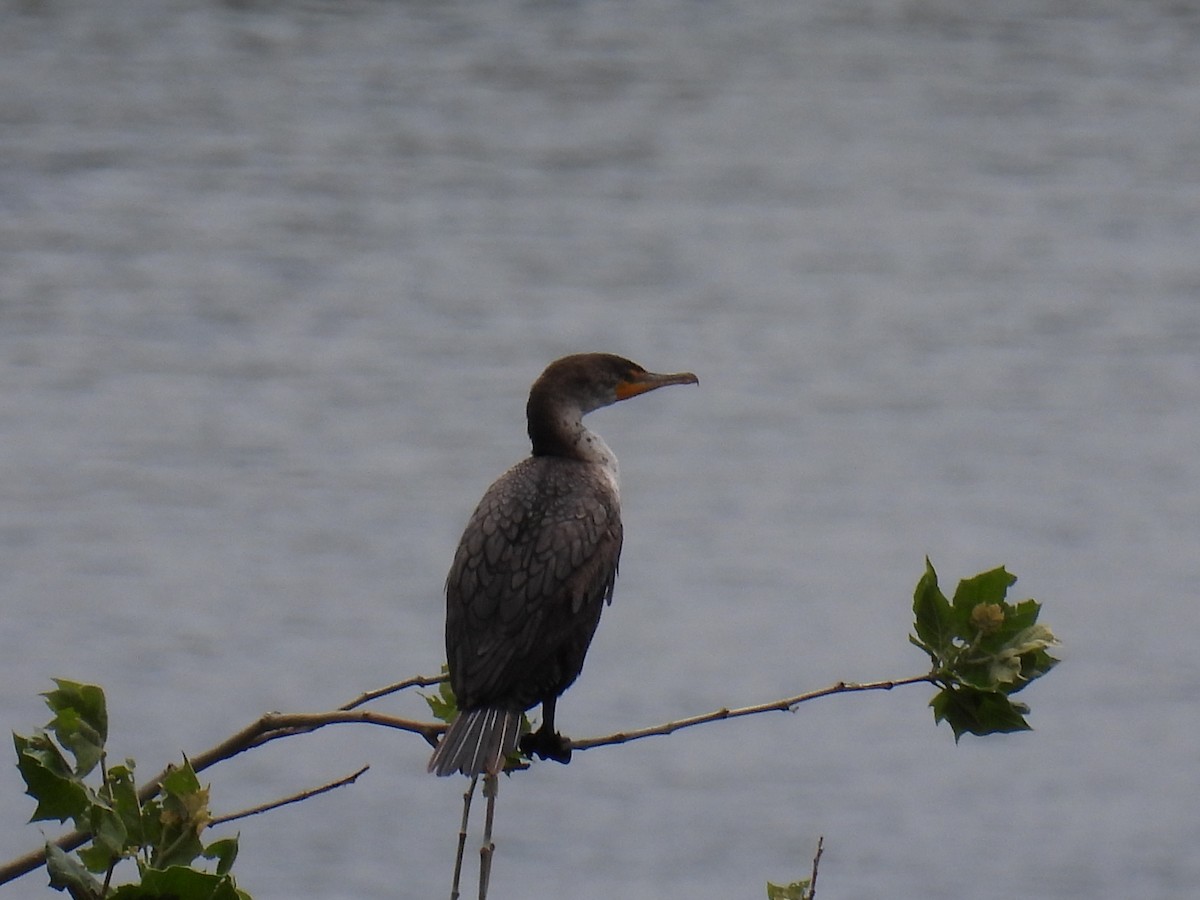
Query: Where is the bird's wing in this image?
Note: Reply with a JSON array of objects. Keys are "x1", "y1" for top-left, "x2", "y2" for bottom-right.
[{"x1": 445, "y1": 458, "x2": 623, "y2": 709}]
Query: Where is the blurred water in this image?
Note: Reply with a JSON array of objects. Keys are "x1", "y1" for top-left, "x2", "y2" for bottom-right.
[{"x1": 2, "y1": 1, "x2": 1198, "y2": 898}]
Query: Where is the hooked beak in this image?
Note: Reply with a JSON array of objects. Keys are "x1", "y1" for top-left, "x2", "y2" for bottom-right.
[{"x1": 615, "y1": 369, "x2": 699, "y2": 401}]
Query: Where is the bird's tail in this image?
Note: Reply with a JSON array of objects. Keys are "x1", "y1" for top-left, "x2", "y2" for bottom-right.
[{"x1": 427, "y1": 706, "x2": 523, "y2": 777}]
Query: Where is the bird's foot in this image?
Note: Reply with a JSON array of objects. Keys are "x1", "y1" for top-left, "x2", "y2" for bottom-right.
[{"x1": 520, "y1": 728, "x2": 573, "y2": 765}]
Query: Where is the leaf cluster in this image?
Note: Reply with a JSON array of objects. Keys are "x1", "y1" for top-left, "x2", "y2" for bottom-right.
[
  {"x1": 13, "y1": 680, "x2": 249, "y2": 900},
  {"x1": 911, "y1": 560, "x2": 1059, "y2": 739}
]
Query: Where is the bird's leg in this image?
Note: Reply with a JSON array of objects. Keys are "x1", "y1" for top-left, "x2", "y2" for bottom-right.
[{"x1": 518, "y1": 697, "x2": 573, "y2": 764}]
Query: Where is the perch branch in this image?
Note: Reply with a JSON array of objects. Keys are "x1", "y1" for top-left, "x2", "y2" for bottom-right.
[{"x1": 568, "y1": 674, "x2": 937, "y2": 752}]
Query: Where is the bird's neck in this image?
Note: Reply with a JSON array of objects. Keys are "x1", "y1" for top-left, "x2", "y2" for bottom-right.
[{"x1": 527, "y1": 400, "x2": 621, "y2": 487}]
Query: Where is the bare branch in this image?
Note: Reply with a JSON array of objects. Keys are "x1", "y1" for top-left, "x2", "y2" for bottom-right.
[
  {"x1": 568, "y1": 674, "x2": 937, "y2": 752},
  {"x1": 210, "y1": 765, "x2": 371, "y2": 827}
]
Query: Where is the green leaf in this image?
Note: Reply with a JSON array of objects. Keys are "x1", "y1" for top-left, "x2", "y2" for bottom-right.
[
  {"x1": 150, "y1": 826, "x2": 206, "y2": 874},
  {"x1": 204, "y1": 836, "x2": 241, "y2": 877},
  {"x1": 102, "y1": 762, "x2": 147, "y2": 848},
  {"x1": 912, "y1": 558, "x2": 955, "y2": 656},
  {"x1": 13, "y1": 732, "x2": 93, "y2": 825},
  {"x1": 152, "y1": 759, "x2": 211, "y2": 870},
  {"x1": 950, "y1": 656, "x2": 1002, "y2": 692},
  {"x1": 1018, "y1": 644, "x2": 1060, "y2": 688},
  {"x1": 78, "y1": 806, "x2": 126, "y2": 872},
  {"x1": 77, "y1": 842, "x2": 117, "y2": 876},
  {"x1": 422, "y1": 674, "x2": 458, "y2": 725},
  {"x1": 43, "y1": 680, "x2": 108, "y2": 777},
  {"x1": 931, "y1": 686, "x2": 1032, "y2": 740},
  {"x1": 1000, "y1": 636, "x2": 1060, "y2": 696},
  {"x1": 161, "y1": 759, "x2": 203, "y2": 798},
  {"x1": 766, "y1": 879, "x2": 811, "y2": 900},
  {"x1": 950, "y1": 566, "x2": 1016, "y2": 622},
  {"x1": 46, "y1": 842, "x2": 103, "y2": 899},
  {"x1": 1005, "y1": 597, "x2": 1043, "y2": 633},
  {"x1": 109, "y1": 865, "x2": 244, "y2": 900},
  {"x1": 991, "y1": 624, "x2": 1058, "y2": 683}
]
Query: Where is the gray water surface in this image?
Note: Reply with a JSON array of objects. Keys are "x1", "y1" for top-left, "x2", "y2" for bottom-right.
[{"x1": 2, "y1": 1, "x2": 1198, "y2": 898}]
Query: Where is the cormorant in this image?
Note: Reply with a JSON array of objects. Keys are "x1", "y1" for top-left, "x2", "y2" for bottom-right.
[{"x1": 428, "y1": 353, "x2": 697, "y2": 776}]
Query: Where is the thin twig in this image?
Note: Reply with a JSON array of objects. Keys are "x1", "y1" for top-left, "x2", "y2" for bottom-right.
[
  {"x1": 100, "y1": 860, "x2": 115, "y2": 898},
  {"x1": 568, "y1": 674, "x2": 937, "y2": 752},
  {"x1": 450, "y1": 776, "x2": 478, "y2": 900},
  {"x1": 340, "y1": 671, "x2": 449, "y2": 712},
  {"x1": 478, "y1": 774, "x2": 499, "y2": 900},
  {"x1": 809, "y1": 836, "x2": 824, "y2": 900},
  {"x1": 210, "y1": 765, "x2": 370, "y2": 826}
]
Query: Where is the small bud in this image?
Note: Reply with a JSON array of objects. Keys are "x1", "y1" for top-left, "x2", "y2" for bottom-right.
[{"x1": 970, "y1": 602, "x2": 1005, "y2": 635}]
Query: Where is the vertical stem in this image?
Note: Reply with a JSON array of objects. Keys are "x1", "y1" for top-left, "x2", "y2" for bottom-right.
[
  {"x1": 808, "y1": 835, "x2": 825, "y2": 900},
  {"x1": 478, "y1": 774, "x2": 499, "y2": 900},
  {"x1": 449, "y1": 776, "x2": 478, "y2": 900}
]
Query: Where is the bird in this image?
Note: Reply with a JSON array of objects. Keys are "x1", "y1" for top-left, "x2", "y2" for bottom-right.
[{"x1": 428, "y1": 353, "x2": 698, "y2": 777}]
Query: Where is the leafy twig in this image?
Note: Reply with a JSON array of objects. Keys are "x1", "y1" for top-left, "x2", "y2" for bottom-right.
[{"x1": 0, "y1": 709, "x2": 438, "y2": 885}]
